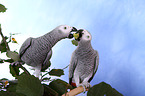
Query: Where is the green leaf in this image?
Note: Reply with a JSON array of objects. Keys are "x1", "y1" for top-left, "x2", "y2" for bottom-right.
[
  {"x1": 12, "y1": 41, "x2": 18, "y2": 44},
  {"x1": 49, "y1": 69, "x2": 64, "y2": 77},
  {"x1": 4, "y1": 59, "x2": 14, "y2": 63},
  {"x1": 43, "y1": 84, "x2": 58, "y2": 96},
  {"x1": 0, "y1": 58, "x2": 4, "y2": 63},
  {"x1": 0, "y1": 36, "x2": 9, "y2": 53},
  {"x1": 0, "y1": 42, "x2": 7, "y2": 53},
  {"x1": 6, "y1": 82, "x2": 17, "y2": 92},
  {"x1": 87, "y1": 82, "x2": 123, "y2": 96},
  {"x1": 0, "y1": 91, "x2": 24, "y2": 96},
  {"x1": 41, "y1": 77, "x2": 51, "y2": 82},
  {"x1": 4, "y1": 36, "x2": 9, "y2": 40},
  {"x1": 9, "y1": 65, "x2": 20, "y2": 78},
  {"x1": 16, "y1": 73, "x2": 44, "y2": 96},
  {"x1": 71, "y1": 40, "x2": 78, "y2": 46},
  {"x1": 5, "y1": 80, "x2": 18, "y2": 92},
  {"x1": 0, "y1": 78, "x2": 8, "y2": 81},
  {"x1": 6, "y1": 51, "x2": 20, "y2": 61},
  {"x1": 0, "y1": 4, "x2": 7, "y2": 13},
  {"x1": 49, "y1": 79, "x2": 72, "y2": 95},
  {"x1": 0, "y1": 86, "x2": 2, "y2": 89}
]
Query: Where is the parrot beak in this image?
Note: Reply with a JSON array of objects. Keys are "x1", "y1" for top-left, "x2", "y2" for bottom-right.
[
  {"x1": 71, "y1": 27, "x2": 77, "y2": 32},
  {"x1": 68, "y1": 34, "x2": 73, "y2": 39},
  {"x1": 68, "y1": 27, "x2": 77, "y2": 39},
  {"x1": 73, "y1": 29, "x2": 84, "y2": 41}
]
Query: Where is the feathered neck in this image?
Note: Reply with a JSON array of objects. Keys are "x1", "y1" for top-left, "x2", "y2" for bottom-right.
[
  {"x1": 78, "y1": 41, "x2": 92, "y2": 49},
  {"x1": 75, "y1": 42, "x2": 94, "y2": 58},
  {"x1": 37, "y1": 30, "x2": 66, "y2": 48},
  {"x1": 76, "y1": 41, "x2": 93, "y2": 54}
]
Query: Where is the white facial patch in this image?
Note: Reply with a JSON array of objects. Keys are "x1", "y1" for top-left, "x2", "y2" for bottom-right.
[
  {"x1": 59, "y1": 25, "x2": 72, "y2": 35},
  {"x1": 81, "y1": 30, "x2": 92, "y2": 41}
]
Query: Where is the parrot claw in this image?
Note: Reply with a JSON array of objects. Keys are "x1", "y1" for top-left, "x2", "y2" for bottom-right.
[
  {"x1": 11, "y1": 61, "x2": 25, "y2": 66},
  {"x1": 78, "y1": 82, "x2": 92, "y2": 92},
  {"x1": 78, "y1": 83, "x2": 86, "y2": 92},
  {"x1": 82, "y1": 82, "x2": 92, "y2": 88}
]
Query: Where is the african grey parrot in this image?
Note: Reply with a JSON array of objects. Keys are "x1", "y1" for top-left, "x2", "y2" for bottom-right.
[
  {"x1": 13, "y1": 25, "x2": 77, "y2": 77},
  {"x1": 69, "y1": 29, "x2": 99, "y2": 91}
]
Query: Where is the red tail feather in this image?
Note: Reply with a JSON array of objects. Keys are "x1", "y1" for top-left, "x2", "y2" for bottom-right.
[{"x1": 71, "y1": 82, "x2": 76, "y2": 87}]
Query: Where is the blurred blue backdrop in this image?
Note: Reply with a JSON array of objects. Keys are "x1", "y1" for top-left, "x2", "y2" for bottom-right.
[{"x1": 0, "y1": 0, "x2": 145, "y2": 96}]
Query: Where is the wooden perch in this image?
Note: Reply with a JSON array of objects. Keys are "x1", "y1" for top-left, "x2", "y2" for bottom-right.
[{"x1": 62, "y1": 86, "x2": 89, "y2": 96}]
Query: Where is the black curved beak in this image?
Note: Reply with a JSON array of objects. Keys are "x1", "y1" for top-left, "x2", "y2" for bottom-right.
[
  {"x1": 68, "y1": 34, "x2": 74, "y2": 39},
  {"x1": 68, "y1": 27, "x2": 77, "y2": 39},
  {"x1": 71, "y1": 27, "x2": 77, "y2": 32}
]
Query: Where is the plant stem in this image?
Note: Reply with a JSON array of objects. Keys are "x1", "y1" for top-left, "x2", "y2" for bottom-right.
[
  {"x1": 63, "y1": 64, "x2": 69, "y2": 70},
  {"x1": 0, "y1": 25, "x2": 10, "y2": 51},
  {"x1": 41, "y1": 72, "x2": 50, "y2": 80},
  {"x1": 18, "y1": 64, "x2": 31, "y2": 75}
]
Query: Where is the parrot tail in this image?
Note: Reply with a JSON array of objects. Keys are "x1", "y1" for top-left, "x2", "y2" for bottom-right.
[
  {"x1": 69, "y1": 78, "x2": 76, "y2": 89},
  {"x1": 70, "y1": 82, "x2": 77, "y2": 90},
  {"x1": 71, "y1": 82, "x2": 76, "y2": 87}
]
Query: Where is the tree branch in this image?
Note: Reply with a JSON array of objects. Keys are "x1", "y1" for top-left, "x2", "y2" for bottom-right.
[
  {"x1": 0, "y1": 25, "x2": 10, "y2": 51},
  {"x1": 18, "y1": 64, "x2": 31, "y2": 75},
  {"x1": 62, "y1": 86, "x2": 85, "y2": 96}
]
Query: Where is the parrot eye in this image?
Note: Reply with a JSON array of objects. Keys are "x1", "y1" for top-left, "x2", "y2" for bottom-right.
[
  {"x1": 87, "y1": 36, "x2": 90, "y2": 38},
  {"x1": 64, "y1": 27, "x2": 67, "y2": 29}
]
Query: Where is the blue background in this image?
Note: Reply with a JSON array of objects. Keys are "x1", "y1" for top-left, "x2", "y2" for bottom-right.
[{"x1": 0, "y1": 0, "x2": 145, "y2": 96}]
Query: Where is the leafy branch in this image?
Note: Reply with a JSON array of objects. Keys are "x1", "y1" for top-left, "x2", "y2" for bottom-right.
[
  {"x1": 0, "y1": 3, "x2": 123, "y2": 96},
  {"x1": 0, "y1": 25, "x2": 10, "y2": 51},
  {"x1": 0, "y1": 4, "x2": 7, "y2": 13}
]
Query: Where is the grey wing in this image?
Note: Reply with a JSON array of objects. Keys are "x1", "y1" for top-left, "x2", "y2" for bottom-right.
[
  {"x1": 69, "y1": 52, "x2": 78, "y2": 84},
  {"x1": 94, "y1": 50, "x2": 99, "y2": 74},
  {"x1": 88, "y1": 50, "x2": 99, "y2": 82},
  {"x1": 19, "y1": 37, "x2": 33, "y2": 58},
  {"x1": 41, "y1": 50, "x2": 52, "y2": 71}
]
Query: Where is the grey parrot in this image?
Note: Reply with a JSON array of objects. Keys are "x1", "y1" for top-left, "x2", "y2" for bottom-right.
[
  {"x1": 13, "y1": 25, "x2": 77, "y2": 77},
  {"x1": 69, "y1": 29, "x2": 99, "y2": 91}
]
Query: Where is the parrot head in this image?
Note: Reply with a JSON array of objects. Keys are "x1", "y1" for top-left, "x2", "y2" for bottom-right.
[
  {"x1": 57, "y1": 25, "x2": 77, "y2": 39},
  {"x1": 73, "y1": 29, "x2": 92, "y2": 42}
]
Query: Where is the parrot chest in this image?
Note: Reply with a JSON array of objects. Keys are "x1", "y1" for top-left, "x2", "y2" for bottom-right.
[
  {"x1": 74, "y1": 51, "x2": 97, "y2": 80},
  {"x1": 75, "y1": 57, "x2": 94, "y2": 74}
]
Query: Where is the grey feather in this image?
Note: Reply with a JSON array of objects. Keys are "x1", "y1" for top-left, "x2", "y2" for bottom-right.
[
  {"x1": 18, "y1": 25, "x2": 76, "y2": 77},
  {"x1": 88, "y1": 50, "x2": 99, "y2": 82},
  {"x1": 19, "y1": 37, "x2": 33, "y2": 58},
  {"x1": 69, "y1": 29, "x2": 99, "y2": 89},
  {"x1": 69, "y1": 52, "x2": 78, "y2": 84}
]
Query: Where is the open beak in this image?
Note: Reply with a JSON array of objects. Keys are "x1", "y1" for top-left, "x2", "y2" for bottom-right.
[
  {"x1": 68, "y1": 27, "x2": 77, "y2": 39},
  {"x1": 73, "y1": 29, "x2": 83, "y2": 41},
  {"x1": 71, "y1": 27, "x2": 77, "y2": 32}
]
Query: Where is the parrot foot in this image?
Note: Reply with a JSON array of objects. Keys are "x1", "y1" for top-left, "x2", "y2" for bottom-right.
[
  {"x1": 82, "y1": 82, "x2": 92, "y2": 88},
  {"x1": 78, "y1": 82, "x2": 92, "y2": 92},
  {"x1": 77, "y1": 83, "x2": 86, "y2": 92},
  {"x1": 11, "y1": 61, "x2": 25, "y2": 66}
]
